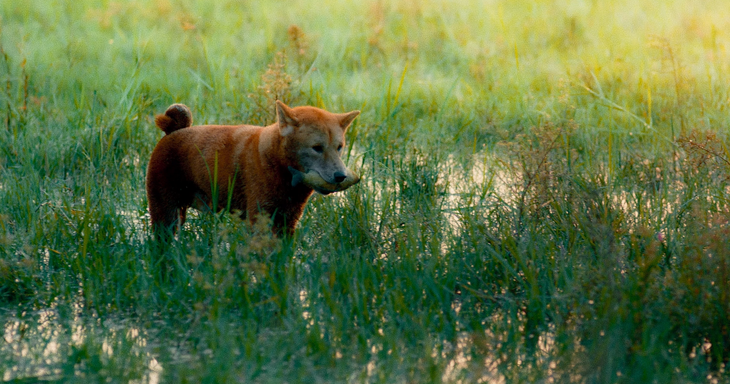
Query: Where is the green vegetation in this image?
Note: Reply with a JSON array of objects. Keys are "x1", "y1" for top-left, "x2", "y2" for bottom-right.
[{"x1": 1, "y1": 0, "x2": 729, "y2": 382}]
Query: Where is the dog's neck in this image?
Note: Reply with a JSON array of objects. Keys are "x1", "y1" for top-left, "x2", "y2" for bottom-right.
[
  {"x1": 258, "y1": 124, "x2": 312, "y2": 194},
  {"x1": 258, "y1": 123, "x2": 283, "y2": 166}
]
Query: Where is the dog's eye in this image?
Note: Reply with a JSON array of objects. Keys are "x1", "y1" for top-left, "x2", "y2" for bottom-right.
[
  {"x1": 312, "y1": 145, "x2": 324, "y2": 153},
  {"x1": 337, "y1": 144, "x2": 343, "y2": 151}
]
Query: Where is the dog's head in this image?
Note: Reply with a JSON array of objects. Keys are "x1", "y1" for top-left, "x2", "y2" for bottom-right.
[{"x1": 276, "y1": 101, "x2": 359, "y2": 185}]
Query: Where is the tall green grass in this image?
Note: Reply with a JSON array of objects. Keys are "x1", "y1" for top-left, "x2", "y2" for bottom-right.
[{"x1": 1, "y1": 0, "x2": 729, "y2": 382}]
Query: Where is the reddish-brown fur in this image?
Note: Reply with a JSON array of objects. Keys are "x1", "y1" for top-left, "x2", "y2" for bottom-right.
[{"x1": 146, "y1": 101, "x2": 359, "y2": 237}]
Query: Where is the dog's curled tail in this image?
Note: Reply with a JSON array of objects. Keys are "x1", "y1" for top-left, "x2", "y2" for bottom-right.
[{"x1": 155, "y1": 103, "x2": 192, "y2": 135}]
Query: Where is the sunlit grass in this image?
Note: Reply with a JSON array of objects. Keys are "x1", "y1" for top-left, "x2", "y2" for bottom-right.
[{"x1": 1, "y1": 0, "x2": 729, "y2": 382}]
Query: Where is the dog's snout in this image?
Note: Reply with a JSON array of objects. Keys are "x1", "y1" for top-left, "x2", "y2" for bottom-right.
[{"x1": 333, "y1": 171, "x2": 347, "y2": 183}]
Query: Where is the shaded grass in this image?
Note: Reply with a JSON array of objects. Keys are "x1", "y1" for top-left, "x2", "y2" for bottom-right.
[{"x1": 1, "y1": 0, "x2": 730, "y2": 382}]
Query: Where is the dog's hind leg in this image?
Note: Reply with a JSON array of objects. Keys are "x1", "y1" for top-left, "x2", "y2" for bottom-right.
[
  {"x1": 149, "y1": 197, "x2": 182, "y2": 241},
  {"x1": 147, "y1": 177, "x2": 192, "y2": 240}
]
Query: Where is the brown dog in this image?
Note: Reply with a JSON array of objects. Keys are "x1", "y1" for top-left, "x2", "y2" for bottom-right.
[{"x1": 146, "y1": 101, "x2": 360, "y2": 237}]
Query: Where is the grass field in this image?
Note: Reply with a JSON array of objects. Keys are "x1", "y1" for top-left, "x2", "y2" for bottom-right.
[{"x1": 1, "y1": 0, "x2": 730, "y2": 382}]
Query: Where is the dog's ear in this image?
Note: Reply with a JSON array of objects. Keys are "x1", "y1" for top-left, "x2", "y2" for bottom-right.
[
  {"x1": 276, "y1": 100, "x2": 299, "y2": 136},
  {"x1": 337, "y1": 110, "x2": 360, "y2": 132}
]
